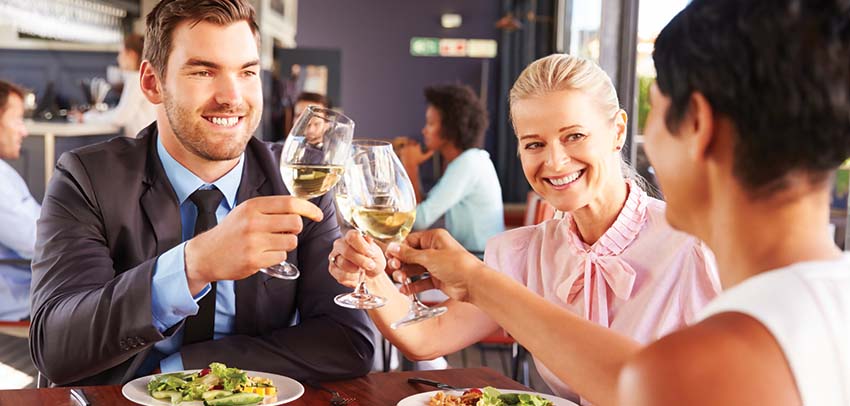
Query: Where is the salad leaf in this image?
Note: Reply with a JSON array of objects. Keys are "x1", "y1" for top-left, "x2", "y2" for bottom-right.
[
  {"x1": 147, "y1": 373, "x2": 188, "y2": 394},
  {"x1": 517, "y1": 393, "x2": 552, "y2": 406},
  {"x1": 479, "y1": 387, "x2": 504, "y2": 406},
  {"x1": 209, "y1": 362, "x2": 250, "y2": 392},
  {"x1": 475, "y1": 387, "x2": 552, "y2": 406}
]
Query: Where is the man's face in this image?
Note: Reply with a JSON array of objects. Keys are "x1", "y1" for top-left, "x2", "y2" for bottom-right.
[
  {"x1": 160, "y1": 20, "x2": 262, "y2": 161},
  {"x1": 0, "y1": 94, "x2": 27, "y2": 160},
  {"x1": 294, "y1": 101, "x2": 325, "y2": 145}
]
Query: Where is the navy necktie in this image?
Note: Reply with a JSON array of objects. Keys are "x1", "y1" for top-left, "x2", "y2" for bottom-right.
[{"x1": 182, "y1": 188, "x2": 224, "y2": 346}]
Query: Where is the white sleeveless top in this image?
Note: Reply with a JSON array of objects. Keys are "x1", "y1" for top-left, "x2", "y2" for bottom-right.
[{"x1": 698, "y1": 254, "x2": 850, "y2": 405}]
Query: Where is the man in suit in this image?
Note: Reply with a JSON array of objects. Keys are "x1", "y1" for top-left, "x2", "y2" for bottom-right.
[{"x1": 29, "y1": 0, "x2": 374, "y2": 386}]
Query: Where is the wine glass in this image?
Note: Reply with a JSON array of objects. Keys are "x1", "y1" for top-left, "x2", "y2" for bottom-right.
[
  {"x1": 332, "y1": 140, "x2": 394, "y2": 309},
  {"x1": 344, "y1": 140, "x2": 447, "y2": 327},
  {"x1": 264, "y1": 105, "x2": 354, "y2": 280}
]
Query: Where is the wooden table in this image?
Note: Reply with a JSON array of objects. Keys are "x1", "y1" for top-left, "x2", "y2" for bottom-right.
[{"x1": 0, "y1": 367, "x2": 528, "y2": 405}]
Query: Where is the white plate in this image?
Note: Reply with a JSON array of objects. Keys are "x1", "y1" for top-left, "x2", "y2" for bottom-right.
[
  {"x1": 121, "y1": 369, "x2": 304, "y2": 406},
  {"x1": 397, "y1": 388, "x2": 579, "y2": 406}
]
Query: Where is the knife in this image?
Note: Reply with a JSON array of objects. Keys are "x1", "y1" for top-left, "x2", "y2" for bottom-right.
[
  {"x1": 70, "y1": 388, "x2": 91, "y2": 406},
  {"x1": 407, "y1": 377, "x2": 463, "y2": 391}
]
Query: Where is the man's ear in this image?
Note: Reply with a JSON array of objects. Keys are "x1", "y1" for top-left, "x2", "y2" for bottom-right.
[
  {"x1": 139, "y1": 61, "x2": 163, "y2": 105},
  {"x1": 686, "y1": 92, "x2": 715, "y2": 162}
]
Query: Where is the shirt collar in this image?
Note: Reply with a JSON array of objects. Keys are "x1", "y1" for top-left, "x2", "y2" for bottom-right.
[
  {"x1": 156, "y1": 135, "x2": 244, "y2": 209},
  {"x1": 563, "y1": 179, "x2": 649, "y2": 256}
]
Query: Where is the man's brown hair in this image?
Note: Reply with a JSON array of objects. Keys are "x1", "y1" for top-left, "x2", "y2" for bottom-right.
[
  {"x1": 143, "y1": 0, "x2": 259, "y2": 78},
  {"x1": 0, "y1": 79, "x2": 25, "y2": 114}
]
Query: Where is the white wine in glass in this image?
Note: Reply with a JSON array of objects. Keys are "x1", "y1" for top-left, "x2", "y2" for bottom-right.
[
  {"x1": 343, "y1": 140, "x2": 447, "y2": 326},
  {"x1": 281, "y1": 164, "x2": 345, "y2": 199},
  {"x1": 351, "y1": 206, "x2": 416, "y2": 242},
  {"x1": 263, "y1": 106, "x2": 354, "y2": 280}
]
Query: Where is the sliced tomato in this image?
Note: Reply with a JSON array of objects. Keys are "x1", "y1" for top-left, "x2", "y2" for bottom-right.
[
  {"x1": 462, "y1": 388, "x2": 482, "y2": 395},
  {"x1": 198, "y1": 368, "x2": 211, "y2": 377}
]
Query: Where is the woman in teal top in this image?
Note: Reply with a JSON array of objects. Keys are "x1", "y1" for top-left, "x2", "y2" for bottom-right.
[{"x1": 396, "y1": 84, "x2": 505, "y2": 254}]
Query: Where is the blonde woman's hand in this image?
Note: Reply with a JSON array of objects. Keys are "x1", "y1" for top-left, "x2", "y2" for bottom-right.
[
  {"x1": 328, "y1": 229, "x2": 387, "y2": 288},
  {"x1": 386, "y1": 229, "x2": 486, "y2": 302}
]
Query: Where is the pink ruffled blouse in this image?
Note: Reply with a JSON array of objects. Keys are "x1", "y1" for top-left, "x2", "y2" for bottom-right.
[{"x1": 484, "y1": 182, "x2": 721, "y2": 402}]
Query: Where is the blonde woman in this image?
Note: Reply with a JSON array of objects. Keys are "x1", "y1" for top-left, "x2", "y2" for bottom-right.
[{"x1": 328, "y1": 55, "x2": 719, "y2": 403}]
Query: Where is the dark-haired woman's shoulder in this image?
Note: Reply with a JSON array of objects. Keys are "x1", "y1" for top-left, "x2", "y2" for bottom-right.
[{"x1": 618, "y1": 310, "x2": 800, "y2": 406}]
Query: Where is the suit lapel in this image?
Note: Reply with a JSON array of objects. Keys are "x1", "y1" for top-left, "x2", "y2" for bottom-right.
[{"x1": 140, "y1": 131, "x2": 182, "y2": 255}]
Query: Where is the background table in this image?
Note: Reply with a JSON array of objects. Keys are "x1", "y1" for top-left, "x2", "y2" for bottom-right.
[{"x1": 0, "y1": 367, "x2": 529, "y2": 405}]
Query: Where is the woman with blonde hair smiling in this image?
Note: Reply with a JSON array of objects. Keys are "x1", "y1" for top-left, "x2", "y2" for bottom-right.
[{"x1": 328, "y1": 52, "x2": 720, "y2": 404}]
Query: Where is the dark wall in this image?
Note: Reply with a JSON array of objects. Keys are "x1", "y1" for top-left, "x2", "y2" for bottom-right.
[
  {"x1": 296, "y1": 0, "x2": 501, "y2": 142},
  {"x1": 0, "y1": 49, "x2": 118, "y2": 114}
]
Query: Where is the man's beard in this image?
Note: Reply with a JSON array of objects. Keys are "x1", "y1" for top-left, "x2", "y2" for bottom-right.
[{"x1": 162, "y1": 90, "x2": 260, "y2": 161}]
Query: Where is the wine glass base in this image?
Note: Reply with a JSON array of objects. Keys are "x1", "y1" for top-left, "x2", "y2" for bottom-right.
[
  {"x1": 334, "y1": 292, "x2": 387, "y2": 309},
  {"x1": 390, "y1": 305, "x2": 448, "y2": 329},
  {"x1": 260, "y1": 262, "x2": 300, "y2": 280}
]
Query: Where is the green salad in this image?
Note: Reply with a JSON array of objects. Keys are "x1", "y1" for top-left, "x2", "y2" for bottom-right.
[
  {"x1": 477, "y1": 387, "x2": 553, "y2": 406},
  {"x1": 146, "y1": 362, "x2": 274, "y2": 405}
]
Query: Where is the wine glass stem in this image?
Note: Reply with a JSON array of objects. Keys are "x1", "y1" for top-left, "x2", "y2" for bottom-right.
[
  {"x1": 352, "y1": 269, "x2": 368, "y2": 298},
  {"x1": 401, "y1": 277, "x2": 427, "y2": 310}
]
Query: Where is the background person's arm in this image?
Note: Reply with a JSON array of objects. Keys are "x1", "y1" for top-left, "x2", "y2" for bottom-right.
[
  {"x1": 395, "y1": 138, "x2": 433, "y2": 203},
  {"x1": 411, "y1": 152, "x2": 475, "y2": 231}
]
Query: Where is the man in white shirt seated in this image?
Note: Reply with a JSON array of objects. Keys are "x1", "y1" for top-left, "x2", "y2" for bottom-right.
[
  {"x1": 0, "y1": 80, "x2": 40, "y2": 321},
  {"x1": 76, "y1": 34, "x2": 157, "y2": 138}
]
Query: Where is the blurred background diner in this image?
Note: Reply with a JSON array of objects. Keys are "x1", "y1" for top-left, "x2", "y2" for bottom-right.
[{"x1": 1, "y1": 0, "x2": 849, "y2": 396}]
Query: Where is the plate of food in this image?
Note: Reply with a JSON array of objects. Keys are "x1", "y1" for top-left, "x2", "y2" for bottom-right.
[
  {"x1": 121, "y1": 362, "x2": 304, "y2": 406},
  {"x1": 397, "y1": 386, "x2": 578, "y2": 406}
]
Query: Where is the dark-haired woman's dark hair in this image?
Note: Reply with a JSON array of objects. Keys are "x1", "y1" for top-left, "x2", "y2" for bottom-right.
[
  {"x1": 424, "y1": 84, "x2": 488, "y2": 151},
  {"x1": 654, "y1": 0, "x2": 850, "y2": 197}
]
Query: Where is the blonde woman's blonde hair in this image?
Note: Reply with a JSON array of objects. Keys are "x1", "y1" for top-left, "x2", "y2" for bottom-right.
[{"x1": 509, "y1": 54, "x2": 621, "y2": 121}]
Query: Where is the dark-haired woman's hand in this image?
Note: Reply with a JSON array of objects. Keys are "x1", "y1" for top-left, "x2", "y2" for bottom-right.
[{"x1": 386, "y1": 229, "x2": 488, "y2": 303}]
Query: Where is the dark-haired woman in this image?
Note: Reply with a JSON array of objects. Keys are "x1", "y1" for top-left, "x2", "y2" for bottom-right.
[{"x1": 396, "y1": 84, "x2": 505, "y2": 255}]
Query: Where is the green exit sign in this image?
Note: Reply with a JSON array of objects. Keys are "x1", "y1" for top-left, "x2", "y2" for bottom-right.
[{"x1": 410, "y1": 37, "x2": 440, "y2": 56}]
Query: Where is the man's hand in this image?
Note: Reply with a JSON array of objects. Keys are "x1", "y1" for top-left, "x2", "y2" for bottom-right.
[
  {"x1": 386, "y1": 229, "x2": 487, "y2": 302},
  {"x1": 184, "y1": 195, "x2": 324, "y2": 295}
]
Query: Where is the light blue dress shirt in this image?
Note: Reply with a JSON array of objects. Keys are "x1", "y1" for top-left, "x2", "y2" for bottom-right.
[
  {"x1": 0, "y1": 160, "x2": 40, "y2": 321},
  {"x1": 150, "y1": 138, "x2": 244, "y2": 372},
  {"x1": 413, "y1": 148, "x2": 505, "y2": 253}
]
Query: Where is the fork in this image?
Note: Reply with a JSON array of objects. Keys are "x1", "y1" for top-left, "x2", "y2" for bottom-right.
[{"x1": 308, "y1": 382, "x2": 355, "y2": 405}]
